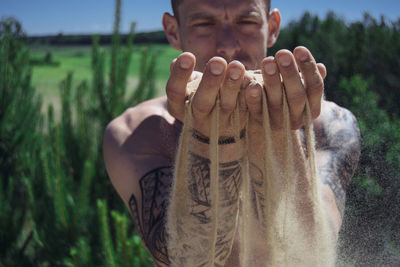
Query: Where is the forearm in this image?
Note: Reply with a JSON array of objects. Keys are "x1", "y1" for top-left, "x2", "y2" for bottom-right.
[
  {"x1": 248, "y1": 119, "x2": 334, "y2": 250},
  {"x1": 188, "y1": 152, "x2": 241, "y2": 264},
  {"x1": 248, "y1": 126, "x2": 319, "y2": 225},
  {"x1": 168, "y1": 130, "x2": 244, "y2": 266}
]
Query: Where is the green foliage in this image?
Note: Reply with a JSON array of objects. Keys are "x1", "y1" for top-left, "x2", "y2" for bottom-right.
[
  {"x1": 0, "y1": 17, "x2": 42, "y2": 179},
  {"x1": 91, "y1": 21, "x2": 157, "y2": 124},
  {"x1": 0, "y1": 17, "x2": 42, "y2": 265},
  {"x1": 272, "y1": 12, "x2": 400, "y2": 116},
  {"x1": 0, "y1": 0, "x2": 155, "y2": 266},
  {"x1": 336, "y1": 76, "x2": 400, "y2": 265},
  {"x1": 96, "y1": 201, "x2": 153, "y2": 267},
  {"x1": 29, "y1": 44, "x2": 179, "y2": 102},
  {"x1": 30, "y1": 51, "x2": 60, "y2": 66},
  {"x1": 28, "y1": 30, "x2": 169, "y2": 46}
]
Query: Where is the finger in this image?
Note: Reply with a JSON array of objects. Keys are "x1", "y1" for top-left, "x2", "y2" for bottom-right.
[
  {"x1": 294, "y1": 46, "x2": 324, "y2": 119},
  {"x1": 169, "y1": 58, "x2": 177, "y2": 72},
  {"x1": 275, "y1": 49, "x2": 306, "y2": 129},
  {"x1": 192, "y1": 57, "x2": 227, "y2": 118},
  {"x1": 220, "y1": 61, "x2": 245, "y2": 115},
  {"x1": 317, "y1": 63, "x2": 327, "y2": 79},
  {"x1": 245, "y1": 81, "x2": 263, "y2": 122},
  {"x1": 262, "y1": 56, "x2": 283, "y2": 129},
  {"x1": 166, "y1": 52, "x2": 196, "y2": 120},
  {"x1": 170, "y1": 58, "x2": 202, "y2": 82}
]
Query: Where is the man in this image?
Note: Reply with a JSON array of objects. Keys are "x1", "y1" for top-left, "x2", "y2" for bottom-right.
[{"x1": 103, "y1": 0, "x2": 361, "y2": 266}]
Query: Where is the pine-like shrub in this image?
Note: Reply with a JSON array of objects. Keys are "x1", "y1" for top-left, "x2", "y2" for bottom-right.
[
  {"x1": 0, "y1": 17, "x2": 43, "y2": 266},
  {"x1": 337, "y1": 76, "x2": 400, "y2": 265},
  {"x1": 1, "y1": 0, "x2": 156, "y2": 266}
]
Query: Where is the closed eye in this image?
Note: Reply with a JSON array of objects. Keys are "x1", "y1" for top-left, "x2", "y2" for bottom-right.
[
  {"x1": 238, "y1": 20, "x2": 258, "y2": 25},
  {"x1": 194, "y1": 22, "x2": 215, "y2": 27}
]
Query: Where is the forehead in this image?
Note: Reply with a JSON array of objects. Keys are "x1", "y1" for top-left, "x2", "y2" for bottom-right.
[{"x1": 178, "y1": 0, "x2": 267, "y2": 20}]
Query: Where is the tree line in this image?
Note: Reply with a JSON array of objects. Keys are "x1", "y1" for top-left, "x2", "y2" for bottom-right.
[{"x1": 27, "y1": 30, "x2": 169, "y2": 46}]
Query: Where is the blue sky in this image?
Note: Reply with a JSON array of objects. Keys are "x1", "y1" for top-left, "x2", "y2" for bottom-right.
[{"x1": 1, "y1": 0, "x2": 399, "y2": 36}]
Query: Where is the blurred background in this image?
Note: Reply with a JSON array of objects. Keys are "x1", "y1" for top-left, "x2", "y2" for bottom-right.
[{"x1": 1, "y1": 0, "x2": 399, "y2": 266}]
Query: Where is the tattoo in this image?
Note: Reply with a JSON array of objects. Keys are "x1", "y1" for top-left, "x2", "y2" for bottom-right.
[
  {"x1": 249, "y1": 163, "x2": 266, "y2": 224},
  {"x1": 183, "y1": 153, "x2": 242, "y2": 265},
  {"x1": 187, "y1": 153, "x2": 212, "y2": 224},
  {"x1": 129, "y1": 166, "x2": 173, "y2": 266},
  {"x1": 129, "y1": 156, "x2": 243, "y2": 266},
  {"x1": 191, "y1": 129, "x2": 246, "y2": 145},
  {"x1": 216, "y1": 160, "x2": 242, "y2": 262},
  {"x1": 219, "y1": 160, "x2": 242, "y2": 207},
  {"x1": 316, "y1": 106, "x2": 361, "y2": 217}
]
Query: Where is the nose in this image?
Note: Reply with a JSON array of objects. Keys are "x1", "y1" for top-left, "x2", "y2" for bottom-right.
[{"x1": 216, "y1": 26, "x2": 241, "y2": 62}]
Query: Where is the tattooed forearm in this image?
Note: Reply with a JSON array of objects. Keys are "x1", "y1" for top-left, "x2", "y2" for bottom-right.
[
  {"x1": 315, "y1": 105, "x2": 361, "y2": 217},
  {"x1": 187, "y1": 152, "x2": 242, "y2": 264},
  {"x1": 129, "y1": 155, "x2": 243, "y2": 266},
  {"x1": 129, "y1": 166, "x2": 173, "y2": 266},
  {"x1": 249, "y1": 163, "x2": 266, "y2": 224}
]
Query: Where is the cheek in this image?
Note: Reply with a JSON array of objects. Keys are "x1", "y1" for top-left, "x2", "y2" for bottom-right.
[
  {"x1": 240, "y1": 30, "x2": 268, "y2": 56},
  {"x1": 240, "y1": 28, "x2": 267, "y2": 48}
]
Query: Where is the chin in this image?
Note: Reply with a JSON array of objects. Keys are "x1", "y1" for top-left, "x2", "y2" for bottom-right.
[{"x1": 243, "y1": 63, "x2": 259, "y2": 71}]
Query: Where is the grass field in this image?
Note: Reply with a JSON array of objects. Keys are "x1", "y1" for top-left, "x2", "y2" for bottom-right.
[{"x1": 29, "y1": 44, "x2": 180, "y2": 115}]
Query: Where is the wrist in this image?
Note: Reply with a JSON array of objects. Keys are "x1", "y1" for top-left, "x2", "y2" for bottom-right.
[
  {"x1": 191, "y1": 128, "x2": 246, "y2": 145},
  {"x1": 189, "y1": 129, "x2": 245, "y2": 163}
]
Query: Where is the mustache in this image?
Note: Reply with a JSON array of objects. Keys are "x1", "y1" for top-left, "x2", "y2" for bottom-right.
[{"x1": 225, "y1": 54, "x2": 256, "y2": 70}]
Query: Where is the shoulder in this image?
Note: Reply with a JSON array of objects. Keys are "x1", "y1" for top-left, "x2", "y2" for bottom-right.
[
  {"x1": 103, "y1": 96, "x2": 179, "y2": 201},
  {"x1": 320, "y1": 101, "x2": 358, "y2": 128},
  {"x1": 315, "y1": 100, "x2": 361, "y2": 150},
  {"x1": 316, "y1": 101, "x2": 361, "y2": 198},
  {"x1": 313, "y1": 101, "x2": 361, "y2": 225},
  {"x1": 103, "y1": 96, "x2": 182, "y2": 157},
  {"x1": 104, "y1": 96, "x2": 170, "y2": 149}
]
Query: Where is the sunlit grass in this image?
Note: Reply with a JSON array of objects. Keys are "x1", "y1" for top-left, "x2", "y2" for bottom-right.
[{"x1": 29, "y1": 44, "x2": 181, "y2": 114}]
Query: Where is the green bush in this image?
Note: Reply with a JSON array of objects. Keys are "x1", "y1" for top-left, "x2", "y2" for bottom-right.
[
  {"x1": 0, "y1": 0, "x2": 156, "y2": 266},
  {"x1": 0, "y1": 17, "x2": 42, "y2": 266},
  {"x1": 336, "y1": 76, "x2": 400, "y2": 265},
  {"x1": 272, "y1": 12, "x2": 400, "y2": 116}
]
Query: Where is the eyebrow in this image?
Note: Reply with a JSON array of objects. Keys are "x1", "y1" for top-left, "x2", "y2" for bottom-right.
[
  {"x1": 186, "y1": 8, "x2": 264, "y2": 23},
  {"x1": 237, "y1": 10, "x2": 263, "y2": 20},
  {"x1": 187, "y1": 13, "x2": 216, "y2": 22}
]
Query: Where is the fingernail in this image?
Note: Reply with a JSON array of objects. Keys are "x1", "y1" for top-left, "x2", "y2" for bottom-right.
[
  {"x1": 264, "y1": 62, "x2": 276, "y2": 75},
  {"x1": 229, "y1": 67, "x2": 241, "y2": 80},
  {"x1": 296, "y1": 49, "x2": 309, "y2": 62},
  {"x1": 210, "y1": 61, "x2": 224, "y2": 75},
  {"x1": 250, "y1": 86, "x2": 260, "y2": 97},
  {"x1": 278, "y1": 54, "x2": 291, "y2": 67},
  {"x1": 180, "y1": 56, "x2": 191, "y2": 69}
]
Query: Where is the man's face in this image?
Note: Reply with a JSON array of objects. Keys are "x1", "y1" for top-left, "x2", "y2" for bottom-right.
[{"x1": 175, "y1": 0, "x2": 272, "y2": 71}]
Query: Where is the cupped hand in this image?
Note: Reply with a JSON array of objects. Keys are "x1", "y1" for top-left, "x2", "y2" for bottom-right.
[
  {"x1": 244, "y1": 46, "x2": 326, "y2": 130},
  {"x1": 166, "y1": 52, "x2": 248, "y2": 138}
]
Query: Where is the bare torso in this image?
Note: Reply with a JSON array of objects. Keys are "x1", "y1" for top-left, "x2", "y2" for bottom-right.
[{"x1": 104, "y1": 91, "x2": 360, "y2": 266}]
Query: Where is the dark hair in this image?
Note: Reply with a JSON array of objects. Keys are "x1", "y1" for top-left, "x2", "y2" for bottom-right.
[
  {"x1": 171, "y1": 0, "x2": 271, "y2": 21},
  {"x1": 171, "y1": 0, "x2": 183, "y2": 19}
]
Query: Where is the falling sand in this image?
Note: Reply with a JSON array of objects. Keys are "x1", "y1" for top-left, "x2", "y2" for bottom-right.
[{"x1": 167, "y1": 70, "x2": 336, "y2": 266}]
